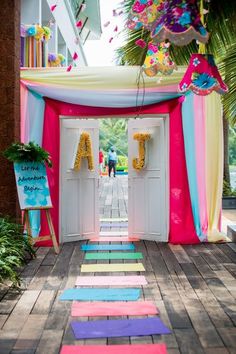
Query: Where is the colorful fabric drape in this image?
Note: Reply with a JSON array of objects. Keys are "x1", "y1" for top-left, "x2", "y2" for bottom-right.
[
  {"x1": 20, "y1": 84, "x2": 45, "y2": 237},
  {"x1": 39, "y1": 97, "x2": 198, "y2": 246},
  {"x1": 182, "y1": 93, "x2": 204, "y2": 240},
  {"x1": 194, "y1": 94, "x2": 208, "y2": 236},
  {"x1": 205, "y1": 93, "x2": 228, "y2": 242},
  {"x1": 20, "y1": 67, "x2": 226, "y2": 244}
]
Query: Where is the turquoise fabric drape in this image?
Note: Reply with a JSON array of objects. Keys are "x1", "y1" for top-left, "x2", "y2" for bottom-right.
[
  {"x1": 182, "y1": 93, "x2": 204, "y2": 240},
  {"x1": 26, "y1": 90, "x2": 45, "y2": 237}
]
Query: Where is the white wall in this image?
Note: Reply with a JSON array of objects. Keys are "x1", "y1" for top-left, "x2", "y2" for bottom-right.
[
  {"x1": 21, "y1": 0, "x2": 42, "y2": 24},
  {"x1": 47, "y1": 0, "x2": 87, "y2": 66}
]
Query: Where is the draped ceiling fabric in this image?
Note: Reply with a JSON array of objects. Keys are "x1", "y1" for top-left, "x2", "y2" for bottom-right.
[{"x1": 20, "y1": 66, "x2": 228, "y2": 244}]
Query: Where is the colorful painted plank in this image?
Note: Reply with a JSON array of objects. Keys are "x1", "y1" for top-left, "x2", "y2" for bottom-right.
[
  {"x1": 71, "y1": 301, "x2": 158, "y2": 317},
  {"x1": 59, "y1": 288, "x2": 140, "y2": 301},
  {"x1": 80, "y1": 263, "x2": 145, "y2": 273},
  {"x1": 85, "y1": 252, "x2": 143, "y2": 260},
  {"x1": 71, "y1": 317, "x2": 171, "y2": 339},
  {"x1": 75, "y1": 275, "x2": 147, "y2": 287}
]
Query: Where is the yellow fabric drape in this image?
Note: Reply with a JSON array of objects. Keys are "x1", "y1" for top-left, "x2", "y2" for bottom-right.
[
  {"x1": 20, "y1": 66, "x2": 186, "y2": 90},
  {"x1": 205, "y1": 92, "x2": 229, "y2": 242}
]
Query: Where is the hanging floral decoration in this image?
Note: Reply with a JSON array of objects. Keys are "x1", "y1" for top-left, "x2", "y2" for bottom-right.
[
  {"x1": 132, "y1": 133, "x2": 151, "y2": 171},
  {"x1": 21, "y1": 24, "x2": 52, "y2": 42},
  {"x1": 127, "y1": 0, "x2": 165, "y2": 31},
  {"x1": 127, "y1": 0, "x2": 176, "y2": 77},
  {"x1": 178, "y1": 53, "x2": 228, "y2": 96},
  {"x1": 150, "y1": 0, "x2": 209, "y2": 46},
  {"x1": 73, "y1": 132, "x2": 94, "y2": 171},
  {"x1": 48, "y1": 53, "x2": 66, "y2": 67},
  {"x1": 143, "y1": 41, "x2": 177, "y2": 76}
]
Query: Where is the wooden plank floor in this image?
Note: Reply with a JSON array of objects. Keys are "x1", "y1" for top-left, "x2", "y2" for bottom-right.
[{"x1": 0, "y1": 176, "x2": 236, "y2": 354}]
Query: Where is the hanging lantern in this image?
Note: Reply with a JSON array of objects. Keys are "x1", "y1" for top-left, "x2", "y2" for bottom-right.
[
  {"x1": 127, "y1": 0, "x2": 164, "y2": 31},
  {"x1": 143, "y1": 41, "x2": 177, "y2": 76},
  {"x1": 150, "y1": 0, "x2": 209, "y2": 46},
  {"x1": 179, "y1": 54, "x2": 228, "y2": 95}
]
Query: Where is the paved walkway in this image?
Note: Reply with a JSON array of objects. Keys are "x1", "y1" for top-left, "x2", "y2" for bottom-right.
[{"x1": 0, "y1": 177, "x2": 236, "y2": 353}]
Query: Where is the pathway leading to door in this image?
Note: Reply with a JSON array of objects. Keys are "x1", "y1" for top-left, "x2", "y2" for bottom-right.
[
  {"x1": 99, "y1": 176, "x2": 128, "y2": 223},
  {"x1": 60, "y1": 235, "x2": 170, "y2": 353},
  {"x1": 0, "y1": 177, "x2": 236, "y2": 352}
]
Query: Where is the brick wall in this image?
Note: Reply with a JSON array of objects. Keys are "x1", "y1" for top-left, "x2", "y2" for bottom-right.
[{"x1": 0, "y1": 0, "x2": 21, "y2": 219}]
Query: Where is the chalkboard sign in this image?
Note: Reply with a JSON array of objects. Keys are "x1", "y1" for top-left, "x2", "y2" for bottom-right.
[{"x1": 14, "y1": 162, "x2": 52, "y2": 209}]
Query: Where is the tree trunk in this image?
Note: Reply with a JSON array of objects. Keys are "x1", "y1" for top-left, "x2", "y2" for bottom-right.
[
  {"x1": 0, "y1": 1, "x2": 21, "y2": 220},
  {"x1": 223, "y1": 114, "x2": 230, "y2": 185}
]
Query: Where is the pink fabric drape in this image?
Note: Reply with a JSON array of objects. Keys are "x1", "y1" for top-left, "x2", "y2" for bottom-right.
[
  {"x1": 194, "y1": 95, "x2": 208, "y2": 235},
  {"x1": 20, "y1": 83, "x2": 28, "y2": 142},
  {"x1": 40, "y1": 98, "x2": 199, "y2": 245}
]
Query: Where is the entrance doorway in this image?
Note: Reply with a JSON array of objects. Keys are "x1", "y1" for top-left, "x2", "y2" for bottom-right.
[
  {"x1": 99, "y1": 118, "x2": 128, "y2": 237},
  {"x1": 59, "y1": 115, "x2": 169, "y2": 243}
]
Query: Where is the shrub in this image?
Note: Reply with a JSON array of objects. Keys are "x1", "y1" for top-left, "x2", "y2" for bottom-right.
[
  {"x1": 3, "y1": 141, "x2": 52, "y2": 167},
  {"x1": 223, "y1": 180, "x2": 236, "y2": 197},
  {"x1": 0, "y1": 217, "x2": 35, "y2": 286},
  {"x1": 117, "y1": 155, "x2": 128, "y2": 167}
]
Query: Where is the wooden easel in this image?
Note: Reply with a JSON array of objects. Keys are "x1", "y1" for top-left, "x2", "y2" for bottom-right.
[{"x1": 23, "y1": 207, "x2": 60, "y2": 254}]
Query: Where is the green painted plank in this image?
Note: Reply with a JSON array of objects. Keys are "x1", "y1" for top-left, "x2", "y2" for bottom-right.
[{"x1": 85, "y1": 252, "x2": 143, "y2": 260}]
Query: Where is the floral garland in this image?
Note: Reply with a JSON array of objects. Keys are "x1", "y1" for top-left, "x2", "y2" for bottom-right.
[
  {"x1": 132, "y1": 133, "x2": 151, "y2": 171},
  {"x1": 48, "y1": 53, "x2": 66, "y2": 67},
  {"x1": 73, "y1": 132, "x2": 94, "y2": 171},
  {"x1": 21, "y1": 24, "x2": 51, "y2": 42}
]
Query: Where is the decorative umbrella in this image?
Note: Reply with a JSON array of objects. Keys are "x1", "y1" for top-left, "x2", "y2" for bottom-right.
[
  {"x1": 178, "y1": 53, "x2": 228, "y2": 95},
  {"x1": 150, "y1": 0, "x2": 209, "y2": 46},
  {"x1": 143, "y1": 41, "x2": 177, "y2": 76}
]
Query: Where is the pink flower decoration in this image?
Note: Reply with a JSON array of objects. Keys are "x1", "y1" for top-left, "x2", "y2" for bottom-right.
[
  {"x1": 147, "y1": 0, "x2": 153, "y2": 5},
  {"x1": 173, "y1": 8, "x2": 183, "y2": 17},
  {"x1": 50, "y1": 4, "x2": 57, "y2": 12},
  {"x1": 67, "y1": 65, "x2": 72, "y2": 72},
  {"x1": 135, "y1": 39, "x2": 147, "y2": 48},
  {"x1": 73, "y1": 52, "x2": 78, "y2": 60},
  {"x1": 109, "y1": 37, "x2": 114, "y2": 43},
  {"x1": 114, "y1": 26, "x2": 118, "y2": 32},
  {"x1": 76, "y1": 20, "x2": 83, "y2": 28},
  {"x1": 133, "y1": 1, "x2": 146, "y2": 13},
  {"x1": 148, "y1": 43, "x2": 158, "y2": 53}
]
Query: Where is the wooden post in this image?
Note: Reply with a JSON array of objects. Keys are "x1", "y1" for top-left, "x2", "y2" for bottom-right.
[{"x1": 23, "y1": 207, "x2": 60, "y2": 254}]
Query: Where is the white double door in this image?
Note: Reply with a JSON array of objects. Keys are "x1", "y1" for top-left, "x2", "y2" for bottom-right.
[{"x1": 60, "y1": 117, "x2": 168, "y2": 243}]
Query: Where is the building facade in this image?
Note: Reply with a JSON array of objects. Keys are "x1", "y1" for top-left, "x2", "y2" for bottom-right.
[{"x1": 0, "y1": 0, "x2": 101, "y2": 219}]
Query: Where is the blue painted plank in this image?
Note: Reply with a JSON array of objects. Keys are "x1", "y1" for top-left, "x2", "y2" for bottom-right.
[
  {"x1": 81, "y1": 244, "x2": 135, "y2": 251},
  {"x1": 59, "y1": 288, "x2": 140, "y2": 301}
]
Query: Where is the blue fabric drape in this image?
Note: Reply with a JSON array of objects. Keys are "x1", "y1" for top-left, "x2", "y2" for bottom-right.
[
  {"x1": 27, "y1": 90, "x2": 45, "y2": 237},
  {"x1": 182, "y1": 93, "x2": 204, "y2": 240}
]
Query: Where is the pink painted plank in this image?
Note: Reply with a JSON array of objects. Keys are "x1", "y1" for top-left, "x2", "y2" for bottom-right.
[
  {"x1": 71, "y1": 301, "x2": 158, "y2": 317},
  {"x1": 89, "y1": 237, "x2": 139, "y2": 242},
  {"x1": 61, "y1": 344, "x2": 167, "y2": 354},
  {"x1": 75, "y1": 275, "x2": 147, "y2": 287}
]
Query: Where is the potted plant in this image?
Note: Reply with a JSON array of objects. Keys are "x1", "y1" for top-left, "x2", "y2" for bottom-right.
[
  {"x1": 3, "y1": 141, "x2": 52, "y2": 167},
  {"x1": 222, "y1": 179, "x2": 236, "y2": 209}
]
